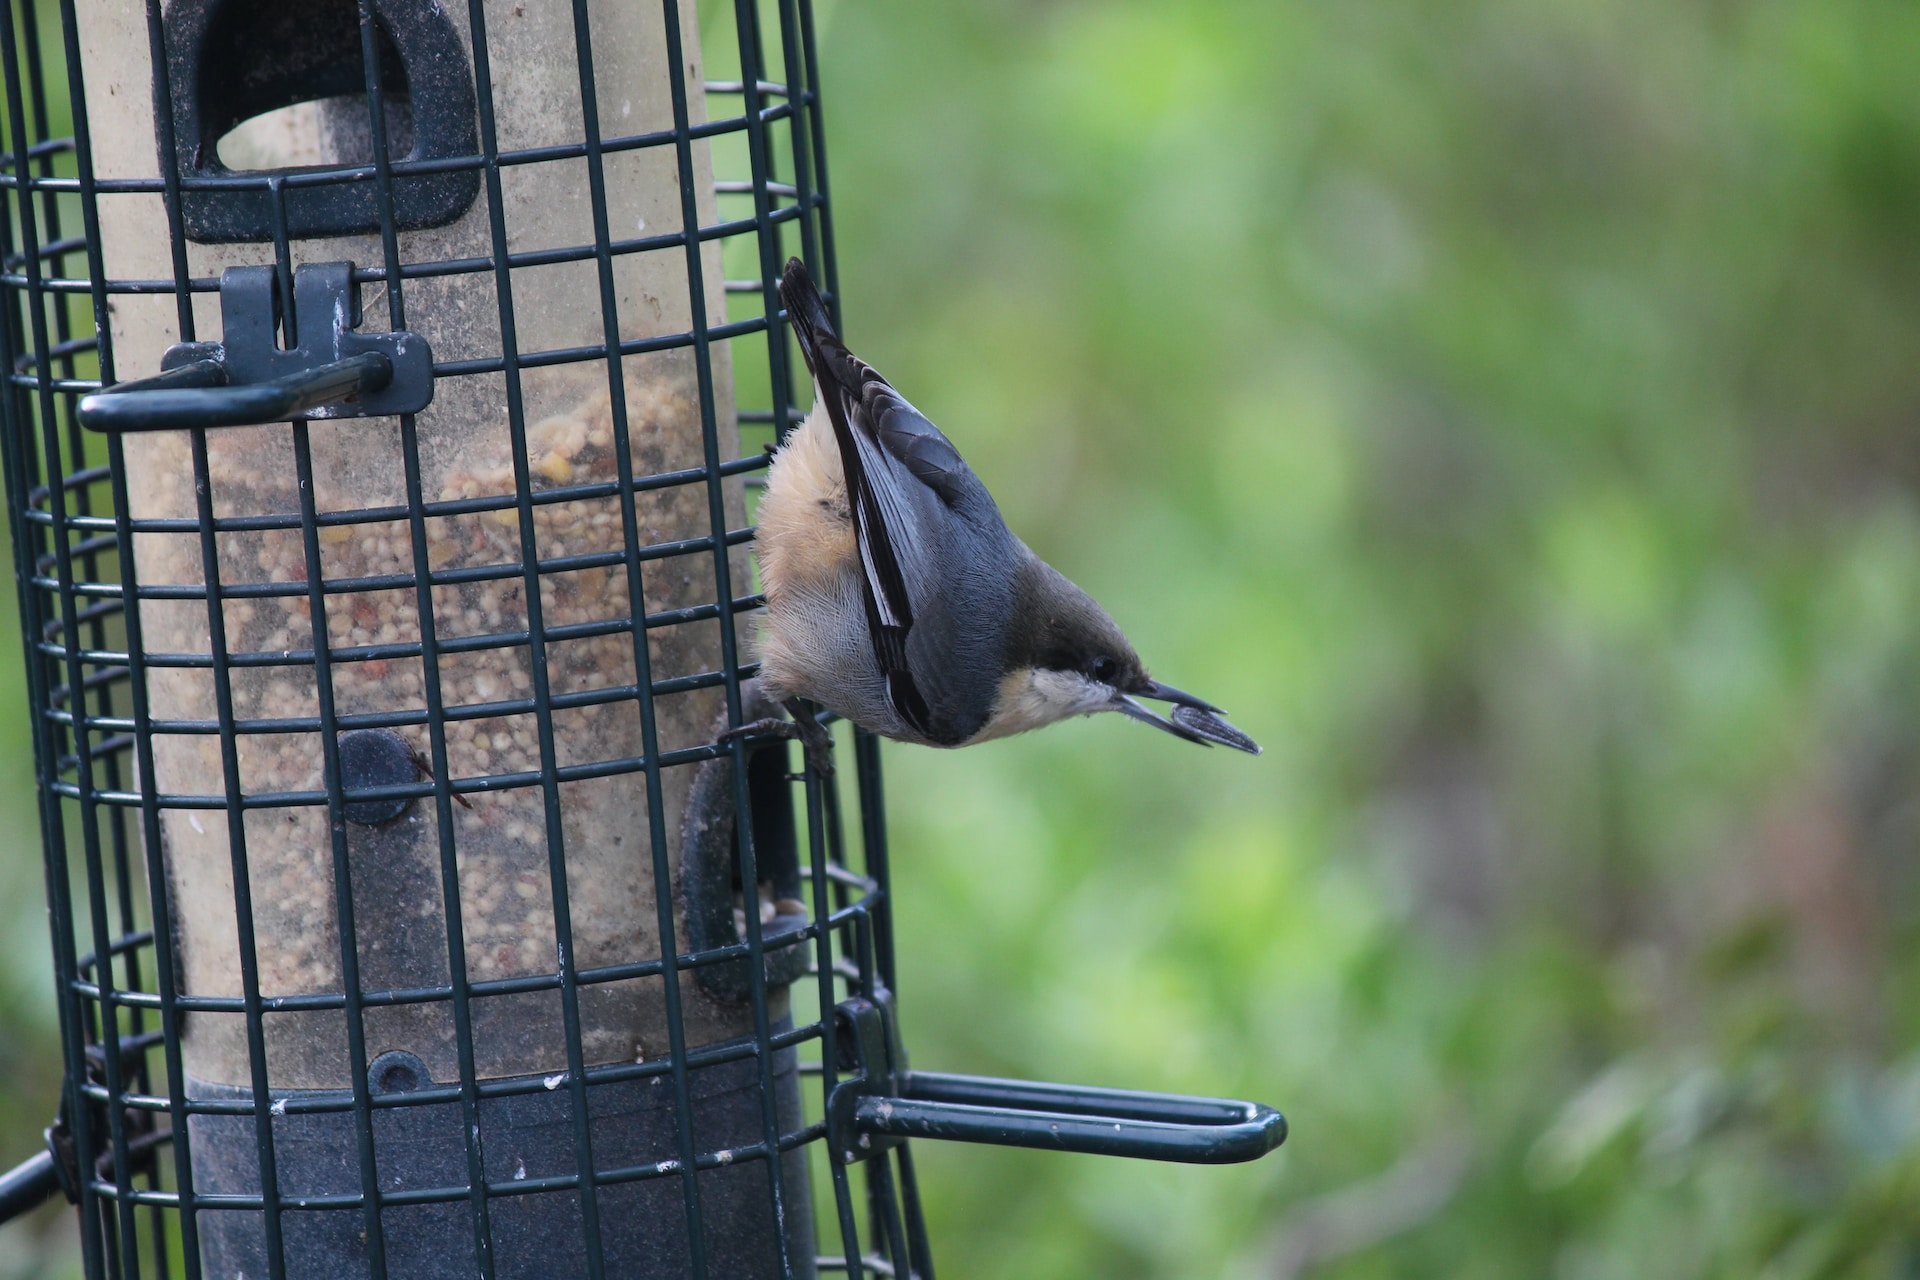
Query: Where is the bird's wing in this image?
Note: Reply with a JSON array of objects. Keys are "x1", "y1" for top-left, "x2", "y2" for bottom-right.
[
  {"x1": 779, "y1": 258, "x2": 938, "y2": 737},
  {"x1": 869, "y1": 392, "x2": 975, "y2": 508}
]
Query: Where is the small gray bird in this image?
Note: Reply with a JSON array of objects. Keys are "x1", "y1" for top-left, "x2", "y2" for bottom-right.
[{"x1": 733, "y1": 258, "x2": 1259, "y2": 771}]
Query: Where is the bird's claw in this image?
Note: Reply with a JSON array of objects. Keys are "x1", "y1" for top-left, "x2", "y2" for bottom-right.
[
  {"x1": 716, "y1": 716, "x2": 798, "y2": 746},
  {"x1": 716, "y1": 703, "x2": 836, "y2": 779},
  {"x1": 778, "y1": 698, "x2": 837, "y2": 780},
  {"x1": 797, "y1": 741, "x2": 836, "y2": 780}
]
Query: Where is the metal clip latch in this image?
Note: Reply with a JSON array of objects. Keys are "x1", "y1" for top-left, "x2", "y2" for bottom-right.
[
  {"x1": 0, "y1": 1027, "x2": 168, "y2": 1225},
  {"x1": 77, "y1": 262, "x2": 432, "y2": 432},
  {"x1": 826, "y1": 992, "x2": 911, "y2": 1165}
]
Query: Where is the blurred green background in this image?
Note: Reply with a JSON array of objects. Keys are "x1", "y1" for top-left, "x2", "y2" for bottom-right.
[{"x1": 9, "y1": 0, "x2": 1920, "y2": 1275}]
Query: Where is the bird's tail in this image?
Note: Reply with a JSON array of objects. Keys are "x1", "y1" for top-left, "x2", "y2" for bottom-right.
[{"x1": 778, "y1": 257, "x2": 838, "y2": 380}]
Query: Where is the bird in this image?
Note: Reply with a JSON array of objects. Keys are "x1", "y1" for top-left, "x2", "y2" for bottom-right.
[{"x1": 727, "y1": 257, "x2": 1260, "y2": 774}]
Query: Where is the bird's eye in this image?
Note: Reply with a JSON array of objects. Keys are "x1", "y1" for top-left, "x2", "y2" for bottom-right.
[{"x1": 1090, "y1": 655, "x2": 1118, "y2": 683}]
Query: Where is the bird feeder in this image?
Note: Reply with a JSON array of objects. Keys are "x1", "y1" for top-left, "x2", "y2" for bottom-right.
[{"x1": 0, "y1": 0, "x2": 1286, "y2": 1275}]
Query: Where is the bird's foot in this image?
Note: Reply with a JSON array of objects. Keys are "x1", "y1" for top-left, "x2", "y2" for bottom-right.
[
  {"x1": 782, "y1": 698, "x2": 837, "y2": 780},
  {"x1": 715, "y1": 700, "x2": 836, "y2": 779},
  {"x1": 717, "y1": 716, "x2": 798, "y2": 745}
]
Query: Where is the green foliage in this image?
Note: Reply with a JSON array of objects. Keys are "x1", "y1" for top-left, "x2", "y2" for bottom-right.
[{"x1": 812, "y1": 0, "x2": 1920, "y2": 1275}]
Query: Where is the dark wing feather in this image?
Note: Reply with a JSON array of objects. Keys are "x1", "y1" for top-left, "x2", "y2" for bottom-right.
[
  {"x1": 778, "y1": 258, "x2": 935, "y2": 736},
  {"x1": 872, "y1": 397, "x2": 973, "y2": 507}
]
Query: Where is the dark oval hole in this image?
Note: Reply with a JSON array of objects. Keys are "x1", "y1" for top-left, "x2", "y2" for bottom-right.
[
  {"x1": 168, "y1": 0, "x2": 481, "y2": 241},
  {"x1": 198, "y1": 0, "x2": 413, "y2": 172}
]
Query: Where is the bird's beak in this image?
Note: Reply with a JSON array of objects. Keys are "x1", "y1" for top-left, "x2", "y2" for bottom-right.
[
  {"x1": 1113, "y1": 687, "x2": 1262, "y2": 755},
  {"x1": 1140, "y1": 680, "x2": 1225, "y2": 715}
]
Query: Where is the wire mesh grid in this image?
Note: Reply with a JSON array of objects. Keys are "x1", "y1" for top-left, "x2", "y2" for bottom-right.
[{"x1": 0, "y1": 0, "x2": 931, "y2": 1275}]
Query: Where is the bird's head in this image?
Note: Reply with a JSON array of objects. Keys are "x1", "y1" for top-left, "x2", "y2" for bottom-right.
[{"x1": 986, "y1": 556, "x2": 1261, "y2": 753}]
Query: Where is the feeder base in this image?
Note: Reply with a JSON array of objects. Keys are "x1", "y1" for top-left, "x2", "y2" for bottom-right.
[{"x1": 183, "y1": 1030, "x2": 814, "y2": 1279}]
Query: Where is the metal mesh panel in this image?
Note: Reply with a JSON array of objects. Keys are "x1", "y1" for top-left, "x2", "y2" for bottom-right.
[{"x1": 0, "y1": 0, "x2": 928, "y2": 1274}]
